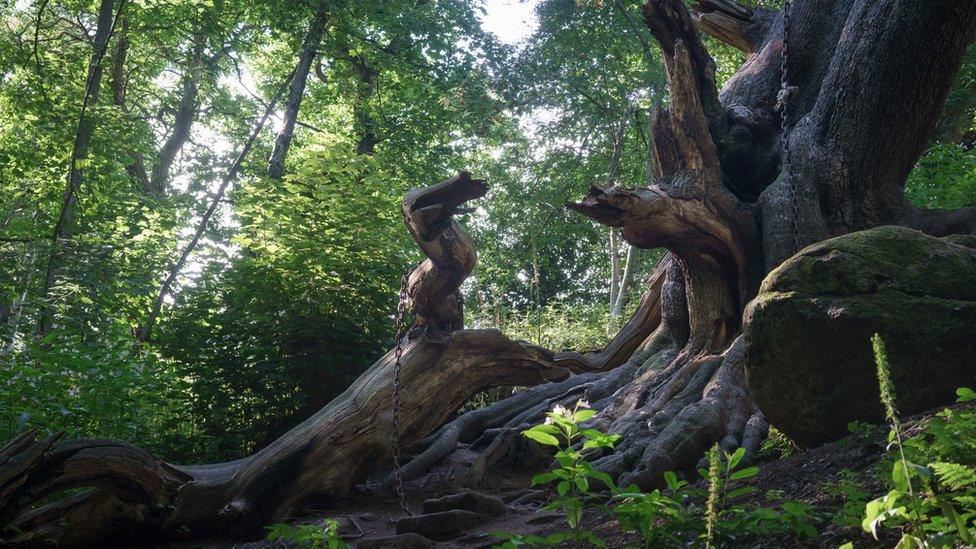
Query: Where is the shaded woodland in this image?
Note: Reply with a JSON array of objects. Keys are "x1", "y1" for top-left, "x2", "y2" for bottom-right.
[{"x1": 1, "y1": 0, "x2": 976, "y2": 547}]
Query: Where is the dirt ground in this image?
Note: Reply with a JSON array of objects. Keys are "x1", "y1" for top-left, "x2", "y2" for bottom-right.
[{"x1": 159, "y1": 407, "x2": 967, "y2": 548}]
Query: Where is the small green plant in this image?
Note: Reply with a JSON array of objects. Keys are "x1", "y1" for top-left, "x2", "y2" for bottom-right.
[
  {"x1": 704, "y1": 444, "x2": 724, "y2": 548},
  {"x1": 518, "y1": 399, "x2": 619, "y2": 547},
  {"x1": 490, "y1": 531, "x2": 578, "y2": 548},
  {"x1": 701, "y1": 444, "x2": 818, "y2": 545},
  {"x1": 265, "y1": 520, "x2": 347, "y2": 549},
  {"x1": 841, "y1": 420, "x2": 880, "y2": 450},
  {"x1": 861, "y1": 334, "x2": 976, "y2": 547},
  {"x1": 824, "y1": 469, "x2": 871, "y2": 528},
  {"x1": 499, "y1": 403, "x2": 823, "y2": 548},
  {"x1": 759, "y1": 426, "x2": 799, "y2": 459},
  {"x1": 611, "y1": 470, "x2": 702, "y2": 548},
  {"x1": 862, "y1": 334, "x2": 929, "y2": 547}
]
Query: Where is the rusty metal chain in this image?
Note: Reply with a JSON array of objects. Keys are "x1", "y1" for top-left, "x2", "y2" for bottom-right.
[
  {"x1": 778, "y1": 0, "x2": 800, "y2": 254},
  {"x1": 391, "y1": 267, "x2": 415, "y2": 516}
]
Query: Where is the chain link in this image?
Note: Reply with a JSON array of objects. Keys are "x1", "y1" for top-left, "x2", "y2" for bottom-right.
[
  {"x1": 391, "y1": 268, "x2": 414, "y2": 516},
  {"x1": 778, "y1": 0, "x2": 800, "y2": 254}
]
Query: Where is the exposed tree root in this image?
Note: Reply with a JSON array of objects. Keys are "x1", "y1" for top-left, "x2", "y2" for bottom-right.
[{"x1": 592, "y1": 338, "x2": 766, "y2": 489}]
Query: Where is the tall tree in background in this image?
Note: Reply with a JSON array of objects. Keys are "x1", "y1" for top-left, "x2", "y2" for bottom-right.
[
  {"x1": 266, "y1": 3, "x2": 328, "y2": 178},
  {"x1": 37, "y1": 0, "x2": 120, "y2": 335},
  {"x1": 469, "y1": 0, "x2": 665, "y2": 316}
]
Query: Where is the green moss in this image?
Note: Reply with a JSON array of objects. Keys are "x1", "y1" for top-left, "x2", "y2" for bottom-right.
[
  {"x1": 761, "y1": 226, "x2": 976, "y2": 301},
  {"x1": 744, "y1": 227, "x2": 976, "y2": 447}
]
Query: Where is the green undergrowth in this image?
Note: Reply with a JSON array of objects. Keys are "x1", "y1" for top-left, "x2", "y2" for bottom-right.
[
  {"x1": 260, "y1": 335, "x2": 976, "y2": 549},
  {"x1": 488, "y1": 335, "x2": 976, "y2": 548},
  {"x1": 491, "y1": 402, "x2": 818, "y2": 548}
]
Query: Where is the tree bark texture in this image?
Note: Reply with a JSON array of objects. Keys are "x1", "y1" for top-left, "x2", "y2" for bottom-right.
[{"x1": 1, "y1": 174, "x2": 582, "y2": 545}]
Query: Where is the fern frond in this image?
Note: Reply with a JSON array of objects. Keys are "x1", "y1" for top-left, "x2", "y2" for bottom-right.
[{"x1": 931, "y1": 462, "x2": 976, "y2": 491}]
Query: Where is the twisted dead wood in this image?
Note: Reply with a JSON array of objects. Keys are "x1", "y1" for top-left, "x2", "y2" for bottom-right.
[{"x1": 0, "y1": 173, "x2": 579, "y2": 546}]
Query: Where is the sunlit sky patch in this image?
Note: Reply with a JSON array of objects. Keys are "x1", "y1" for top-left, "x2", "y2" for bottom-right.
[{"x1": 480, "y1": 0, "x2": 539, "y2": 44}]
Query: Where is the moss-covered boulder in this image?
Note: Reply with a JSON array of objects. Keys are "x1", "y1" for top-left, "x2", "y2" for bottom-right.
[{"x1": 742, "y1": 226, "x2": 976, "y2": 447}]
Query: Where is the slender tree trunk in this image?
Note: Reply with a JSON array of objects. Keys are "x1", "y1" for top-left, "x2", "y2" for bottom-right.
[
  {"x1": 137, "y1": 69, "x2": 295, "y2": 342},
  {"x1": 147, "y1": 40, "x2": 205, "y2": 196},
  {"x1": 611, "y1": 242, "x2": 639, "y2": 319},
  {"x1": 267, "y1": 4, "x2": 328, "y2": 179},
  {"x1": 607, "y1": 107, "x2": 633, "y2": 329},
  {"x1": 609, "y1": 228, "x2": 621, "y2": 312},
  {"x1": 37, "y1": 0, "x2": 121, "y2": 335},
  {"x1": 109, "y1": 14, "x2": 128, "y2": 108},
  {"x1": 2, "y1": 244, "x2": 38, "y2": 356},
  {"x1": 112, "y1": 24, "x2": 204, "y2": 198},
  {"x1": 352, "y1": 58, "x2": 380, "y2": 156},
  {"x1": 109, "y1": 14, "x2": 149, "y2": 190}
]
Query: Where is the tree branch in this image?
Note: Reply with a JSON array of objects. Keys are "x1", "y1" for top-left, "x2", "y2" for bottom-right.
[
  {"x1": 689, "y1": 0, "x2": 773, "y2": 54},
  {"x1": 643, "y1": 0, "x2": 725, "y2": 138},
  {"x1": 402, "y1": 172, "x2": 487, "y2": 332}
]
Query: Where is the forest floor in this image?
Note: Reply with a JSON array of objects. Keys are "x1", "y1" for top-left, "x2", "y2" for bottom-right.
[{"x1": 157, "y1": 411, "x2": 949, "y2": 549}]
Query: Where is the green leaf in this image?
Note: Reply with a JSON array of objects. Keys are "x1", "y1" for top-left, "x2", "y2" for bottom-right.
[
  {"x1": 892, "y1": 461, "x2": 910, "y2": 492},
  {"x1": 895, "y1": 533, "x2": 922, "y2": 549},
  {"x1": 663, "y1": 470, "x2": 679, "y2": 490},
  {"x1": 523, "y1": 428, "x2": 560, "y2": 447},
  {"x1": 727, "y1": 447, "x2": 746, "y2": 470},
  {"x1": 938, "y1": 499, "x2": 970, "y2": 542},
  {"x1": 726, "y1": 486, "x2": 757, "y2": 499},
  {"x1": 956, "y1": 387, "x2": 976, "y2": 403},
  {"x1": 557, "y1": 480, "x2": 571, "y2": 496},
  {"x1": 798, "y1": 522, "x2": 818, "y2": 539},
  {"x1": 728, "y1": 465, "x2": 759, "y2": 482},
  {"x1": 530, "y1": 424, "x2": 562, "y2": 436},
  {"x1": 572, "y1": 409, "x2": 597, "y2": 422},
  {"x1": 531, "y1": 472, "x2": 558, "y2": 486}
]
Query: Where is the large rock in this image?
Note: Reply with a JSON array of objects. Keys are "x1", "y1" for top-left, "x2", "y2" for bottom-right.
[
  {"x1": 357, "y1": 533, "x2": 435, "y2": 548},
  {"x1": 421, "y1": 491, "x2": 507, "y2": 517},
  {"x1": 394, "y1": 509, "x2": 489, "y2": 539},
  {"x1": 743, "y1": 226, "x2": 976, "y2": 447}
]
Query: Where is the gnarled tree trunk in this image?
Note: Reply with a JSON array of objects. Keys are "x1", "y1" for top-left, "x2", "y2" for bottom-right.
[{"x1": 398, "y1": 0, "x2": 976, "y2": 493}]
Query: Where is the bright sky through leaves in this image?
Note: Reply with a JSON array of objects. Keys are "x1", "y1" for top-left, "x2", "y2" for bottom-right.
[{"x1": 480, "y1": 0, "x2": 539, "y2": 44}]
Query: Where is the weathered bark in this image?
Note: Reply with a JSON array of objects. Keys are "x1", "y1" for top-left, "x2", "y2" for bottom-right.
[
  {"x1": 573, "y1": 0, "x2": 976, "y2": 488},
  {"x1": 267, "y1": 3, "x2": 329, "y2": 179},
  {"x1": 405, "y1": 0, "x2": 976, "y2": 495},
  {"x1": 690, "y1": 0, "x2": 773, "y2": 54}
]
